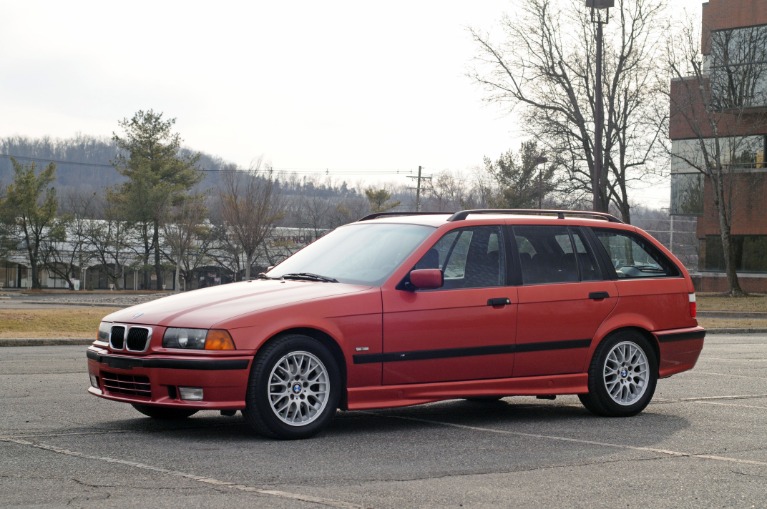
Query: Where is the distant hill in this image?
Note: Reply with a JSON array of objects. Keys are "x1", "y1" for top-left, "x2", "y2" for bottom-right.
[
  {"x1": 0, "y1": 135, "x2": 229, "y2": 195},
  {"x1": 0, "y1": 134, "x2": 371, "y2": 228}
]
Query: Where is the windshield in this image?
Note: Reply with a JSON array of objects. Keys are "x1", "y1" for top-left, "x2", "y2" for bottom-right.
[{"x1": 267, "y1": 223, "x2": 435, "y2": 285}]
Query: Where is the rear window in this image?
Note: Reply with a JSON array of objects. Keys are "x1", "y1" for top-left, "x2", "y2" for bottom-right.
[
  {"x1": 594, "y1": 229, "x2": 680, "y2": 279},
  {"x1": 513, "y1": 226, "x2": 601, "y2": 284}
]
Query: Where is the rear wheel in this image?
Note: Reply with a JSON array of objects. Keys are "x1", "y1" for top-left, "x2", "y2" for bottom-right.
[
  {"x1": 243, "y1": 335, "x2": 340, "y2": 439},
  {"x1": 131, "y1": 404, "x2": 198, "y2": 420},
  {"x1": 579, "y1": 331, "x2": 657, "y2": 417}
]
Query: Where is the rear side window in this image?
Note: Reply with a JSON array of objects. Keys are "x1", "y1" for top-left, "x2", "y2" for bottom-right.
[
  {"x1": 594, "y1": 229, "x2": 680, "y2": 279},
  {"x1": 514, "y1": 226, "x2": 601, "y2": 285}
]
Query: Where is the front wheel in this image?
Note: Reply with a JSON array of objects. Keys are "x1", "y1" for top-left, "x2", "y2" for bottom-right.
[
  {"x1": 579, "y1": 331, "x2": 657, "y2": 417},
  {"x1": 243, "y1": 335, "x2": 340, "y2": 439}
]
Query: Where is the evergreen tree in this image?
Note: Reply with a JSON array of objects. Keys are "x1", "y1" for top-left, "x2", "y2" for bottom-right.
[
  {"x1": 111, "y1": 110, "x2": 202, "y2": 289},
  {"x1": 364, "y1": 187, "x2": 400, "y2": 213},
  {"x1": 484, "y1": 141, "x2": 558, "y2": 209},
  {"x1": 0, "y1": 158, "x2": 61, "y2": 288}
]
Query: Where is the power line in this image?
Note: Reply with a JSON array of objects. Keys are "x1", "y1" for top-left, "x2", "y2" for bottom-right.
[
  {"x1": 0, "y1": 153, "x2": 419, "y2": 177},
  {"x1": 0, "y1": 153, "x2": 114, "y2": 169}
]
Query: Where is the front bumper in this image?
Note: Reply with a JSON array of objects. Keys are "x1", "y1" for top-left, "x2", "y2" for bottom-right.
[{"x1": 86, "y1": 345, "x2": 252, "y2": 410}]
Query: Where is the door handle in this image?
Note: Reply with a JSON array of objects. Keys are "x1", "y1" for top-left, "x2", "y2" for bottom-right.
[
  {"x1": 487, "y1": 298, "x2": 511, "y2": 307},
  {"x1": 589, "y1": 291, "x2": 610, "y2": 300}
]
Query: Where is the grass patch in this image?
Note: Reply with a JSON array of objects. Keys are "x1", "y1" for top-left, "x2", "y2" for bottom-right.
[
  {"x1": 697, "y1": 293, "x2": 767, "y2": 313},
  {"x1": 0, "y1": 293, "x2": 764, "y2": 339},
  {"x1": 0, "y1": 307, "x2": 120, "y2": 339},
  {"x1": 697, "y1": 317, "x2": 767, "y2": 330}
]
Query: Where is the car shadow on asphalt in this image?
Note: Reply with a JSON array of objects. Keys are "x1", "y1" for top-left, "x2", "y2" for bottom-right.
[{"x1": 96, "y1": 396, "x2": 689, "y2": 450}]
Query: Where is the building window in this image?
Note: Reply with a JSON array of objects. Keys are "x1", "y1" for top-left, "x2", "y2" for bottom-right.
[
  {"x1": 672, "y1": 137, "x2": 766, "y2": 173},
  {"x1": 704, "y1": 235, "x2": 767, "y2": 272},
  {"x1": 709, "y1": 25, "x2": 767, "y2": 110},
  {"x1": 670, "y1": 172, "x2": 704, "y2": 215}
]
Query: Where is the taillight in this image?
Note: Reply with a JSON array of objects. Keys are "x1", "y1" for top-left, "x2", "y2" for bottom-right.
[{"x1": 689, "y1": 293, "x2": 697, "y2": 318}]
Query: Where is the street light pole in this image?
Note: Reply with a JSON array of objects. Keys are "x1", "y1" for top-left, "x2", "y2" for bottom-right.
[{"x1": 586, "y1": 0, "x2": 612, "y2": 213}]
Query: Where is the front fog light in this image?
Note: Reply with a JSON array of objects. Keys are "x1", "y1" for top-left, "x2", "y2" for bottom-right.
[
  {"x1": 89, "y1": 374, "x2": 99, "y2": 389},
  {"x1": 179, "y1": 387, "x2": 204, "y2": 401}
]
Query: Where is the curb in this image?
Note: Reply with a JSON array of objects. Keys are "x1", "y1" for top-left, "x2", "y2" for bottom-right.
[
  {"x1": 0, "y1": 338, "x2": 94, "y2": 347},
  {"x1": 703, "y1": 328, "x2": 767, "y2": 335},
  {"x1": 16, "y1": 301, "x2": 126, "y2": 308}
]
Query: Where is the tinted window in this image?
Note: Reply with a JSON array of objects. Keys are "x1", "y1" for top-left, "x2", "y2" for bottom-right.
[
  {"x1": 594, "y1": 229, "x2": 680, "y2": 278},
  {"x1": 514, "y1": 226, "x2": 600, "y2": 284},
  {"x1": 416, "y1": 226, "x2": 506, "y2": 288},
  {"x1": 704, "y1": 235, "x2": 767, "y2": 272}
]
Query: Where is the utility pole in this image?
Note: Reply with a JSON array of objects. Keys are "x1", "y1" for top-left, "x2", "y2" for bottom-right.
[{"x1": 407, "y1": 166, "x2": 430, "y2": 212}]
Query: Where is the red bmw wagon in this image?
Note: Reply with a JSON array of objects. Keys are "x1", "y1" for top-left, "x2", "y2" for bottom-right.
[{"x1": 87, "y1": 210, "x2": 705, "y2": 439}]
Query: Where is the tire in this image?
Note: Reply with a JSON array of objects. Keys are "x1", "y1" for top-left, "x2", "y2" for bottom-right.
[
  {"x1": 243, "y1": 335, "x2": 341, "y2": 439},
  {"x1": 578, "y1": 331, "x2": 657, "y2": 417},
  {"x1": 131, "y1": 404, "x2": 198, "y2": 420}
]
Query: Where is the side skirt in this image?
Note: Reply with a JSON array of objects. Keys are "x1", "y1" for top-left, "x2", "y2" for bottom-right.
[{"x1": 346, "y1": 373, "x2": 588, "y2": 411}]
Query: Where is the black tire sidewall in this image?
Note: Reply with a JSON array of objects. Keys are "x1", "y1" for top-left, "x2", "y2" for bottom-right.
[
  {"x1": 589, "y1": 332, "x2": 658, "y2": 417},
  {"x1": 247, "y1": 335, "x2": 340, "y2": 439}
]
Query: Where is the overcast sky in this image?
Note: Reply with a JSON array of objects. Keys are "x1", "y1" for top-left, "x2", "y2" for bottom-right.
[{"x1": 1, "y1": 0, "x2": 703, "y2": 208}]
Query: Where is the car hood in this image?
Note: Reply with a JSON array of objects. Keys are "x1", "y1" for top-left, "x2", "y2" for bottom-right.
[{"x1": 101, "y1": 280, "x2": 375, "y2": 329}]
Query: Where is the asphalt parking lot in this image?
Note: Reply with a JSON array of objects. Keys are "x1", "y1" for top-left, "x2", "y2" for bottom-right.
[{"x1": 1, "y1": 334, "x2": 766, "y2": 508}]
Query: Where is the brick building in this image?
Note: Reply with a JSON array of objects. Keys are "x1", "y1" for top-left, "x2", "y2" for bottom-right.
[{"x1": 670, "y1": 0, "x2": 767, "y2": 293}]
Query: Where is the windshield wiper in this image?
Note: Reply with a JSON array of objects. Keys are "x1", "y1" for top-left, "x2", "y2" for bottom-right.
[{"x1": 280, "y1": 272, "x2": 339, "y2": 283}]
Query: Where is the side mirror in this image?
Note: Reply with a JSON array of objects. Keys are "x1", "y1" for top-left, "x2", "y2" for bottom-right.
[{"x1": 409, "y1": 269, "x2": 443, "y2": 290}]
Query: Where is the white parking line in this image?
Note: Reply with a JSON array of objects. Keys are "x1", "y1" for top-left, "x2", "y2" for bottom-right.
[
  {"x1": 702, "y1": 357, "x2": 767, "y2": 362},
  {"x1": 0, "y1": 436, "x2": 364, "y2": 509},
  {"x1": 693, "y1": 371, "x2": 767, "y2": 380},
  {"x1": 695, "y1": 401, "x2": 767, "y2": 410},
  {"x1": 371, "y1": 414, "x2": 767, "y2": 468},
  {"x1": 678, "y1": 394, "x2": 767, "y2": 401}
]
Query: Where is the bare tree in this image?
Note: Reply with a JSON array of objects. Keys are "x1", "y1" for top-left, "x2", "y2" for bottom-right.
[
  {"x1": 421, "y1": 171, "x2": 481, "y2": 212},
  {"x1": 207, "y1": 221, "x2": 244, "y2": 282},
  {"x1": 41, "y1": 191, "x2": 97, "y2": 289},
  {"x1": 330, "y1": 195, "x2": 370, "y2": 225},
  {"x1": 664, "y1": 19, "x2": 767, "y2": 296},
  {"x1": 83, "y1": 195, "x2": 133, "y2": 290},
  {"x1": 217, "y1": 163, "x2": 284, "y2": 280},
  {"x1": 162, "y1": 195, "x2": 211, "y2": 291},
  {"x1": 469, "y1": 0, "x2": 668, "y2": 222}
]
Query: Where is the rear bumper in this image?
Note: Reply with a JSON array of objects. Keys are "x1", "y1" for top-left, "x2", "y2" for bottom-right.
[
  {"x1": 86, "y1": 345, "x2": 251, "y2": 410},
  {"x1": 655, "y1": 326, "x2": 706, "y2": 378}
]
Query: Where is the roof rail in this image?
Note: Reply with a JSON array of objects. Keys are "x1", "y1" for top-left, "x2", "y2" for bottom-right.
[
  {"x1": 447, "y1": 209, "x2": 624, "y2": 223},
  {"x1": 358, "y1": 211, "x2": 449, "y2": 221}
]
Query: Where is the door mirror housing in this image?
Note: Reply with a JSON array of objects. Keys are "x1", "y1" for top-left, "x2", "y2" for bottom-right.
[{"x1": 408, "y1": 269, "x2": 443, "y2": 290}]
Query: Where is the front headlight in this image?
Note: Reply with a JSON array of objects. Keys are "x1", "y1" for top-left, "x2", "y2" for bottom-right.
[
  {"x1": 97, "y1": 322, "x2": 110, "y2": 342},
  {"x1": 163, "y1": 328, "x2": 235, "y2": 350}
]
